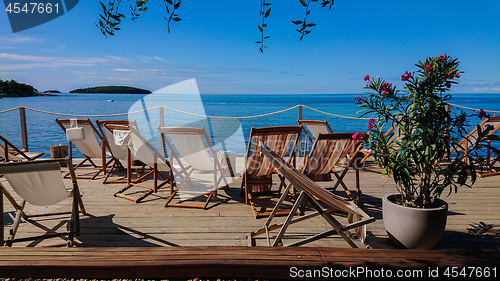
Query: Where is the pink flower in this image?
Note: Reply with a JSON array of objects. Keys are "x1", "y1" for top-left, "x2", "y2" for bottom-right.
[
  {"x1": 455, "y1": 73, "x2": 460, "y2": 78},
  {"x1": 381, "y1": 82, "x2": 392, "y2": 95},
  {"x1": 368, "y1": 118, "x2": 377, "y2": 130},
  {"x1": 438, "y1": 54, "x2": 446, "y2": 60},
  {"x1": 401, "y1": 70, "x2": 412, "y2": 81},
  {"x1": 355, "y1": 95, "x2": 365, "y2": 102},
  {"x1": 352, "y1": 132, "x2": 363, "y2": 143},
  {"x1": 364, "y1": 75, "x2": 370, "y2": 81},
  {"x1": 478, "y1": 109, "x2": 490, "y2": 119},
  {"x1": 425, "y1": 65, "x2": 433, "y2": 72}
]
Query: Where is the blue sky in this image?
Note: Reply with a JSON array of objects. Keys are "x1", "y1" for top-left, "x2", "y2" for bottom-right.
[{"x1": 1, "y1": 0, "x2": 499, "y2": 94}]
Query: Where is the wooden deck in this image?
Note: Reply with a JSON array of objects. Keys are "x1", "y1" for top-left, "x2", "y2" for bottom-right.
[{"x1": 1, "y1": 158, "x2": 499, "y2": 278}]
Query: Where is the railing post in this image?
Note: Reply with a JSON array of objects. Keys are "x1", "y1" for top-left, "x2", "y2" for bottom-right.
[
  {"x1": 159, "y1": 106, "x2": 166, "y2": 157},
  {"x1": 298, "y1": 105, "x2": 303, "y2": 156},
  {"x1": 19, "y1": 107, "x2": 29, "y2": 151}
]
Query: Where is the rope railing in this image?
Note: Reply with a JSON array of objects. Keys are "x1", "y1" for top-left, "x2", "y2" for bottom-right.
[
  {"x1": 448, "y1": 103, "x2": 500, "y2": 114},
  {"x1": 2, "y1": 103, "x2": 495, "y2": 119},
  {"x1": 0, "y1": 105, "x2": 369, "y2": 120},
  {"x1": 1, "y1": 102, "x2": 496, "y2": 152}
]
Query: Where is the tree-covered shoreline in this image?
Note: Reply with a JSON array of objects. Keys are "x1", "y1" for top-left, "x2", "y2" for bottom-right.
[
  {"x1": 0, "y1": 79, "x2": 37, "y2": 97},
  {"x1": 70, "y1": 86, "x2": 151, "y2": 94}
]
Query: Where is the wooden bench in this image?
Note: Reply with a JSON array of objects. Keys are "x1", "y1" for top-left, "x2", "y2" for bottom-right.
[{"x1": 1, "y1": 247, "x2": 498, "y2": 279}]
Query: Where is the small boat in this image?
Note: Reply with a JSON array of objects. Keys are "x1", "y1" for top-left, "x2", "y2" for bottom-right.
[{"x1": 106, "y1": 99, "x2": 114, "y2": 102}]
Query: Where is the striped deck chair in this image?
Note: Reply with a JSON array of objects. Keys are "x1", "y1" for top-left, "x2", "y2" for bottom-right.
[
  {"x1": 302, "y1": 133, "x2": 363, "y2": 202},
  {"x1": 449, "y1": 116, "x2": 500, "y2": 177},
  {"x1": 0, "y1": 134, "x2": 44, "y2": 162},
  {"x1": 112, "y1": 125, "x2": 171, "y2": 203},
  {"x1": 240, "y1": 126, "x2": 302, "y2": 218},
  {"x1": 0, "y1": 158, "x2": 86, "y2": 247},
  {"x1": 158, "y1": 126, "x2": 229, "y2": 209},
  {"x1": 248, "y1": 141, "x2": 375, "y2": 248},
  {"x1": 55, "y1": 119, "x2": 111, "y2": 179},
  {"x1": 96, "y1": 120, "x2": 144, "y2": 184}
]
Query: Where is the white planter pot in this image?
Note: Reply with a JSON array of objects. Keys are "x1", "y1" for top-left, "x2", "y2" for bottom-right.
[{"x1": 382, "y1": 193, "x2": 448, "y2": 249}]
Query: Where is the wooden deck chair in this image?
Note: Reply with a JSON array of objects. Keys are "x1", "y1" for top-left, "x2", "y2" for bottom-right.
[
  {"x1": 55, "y1": 119, "x2": 110, "y2": 179},
  {"x1": 0, "y1": 134, "x2": 44, "y2": 162},
  {"x1": 111, "y1": 125, "x2": 171, "y2": 203},
  {"x1": 0, "y1": 157, "x2": 86, "y2": 247},
  {"x1": 158, "y1": 126, "x2": 229, "y2": 209},
  {"x1": 248, "y1": 141, "x2": 375, "y2": 248},
  {"x1": 448, "y1": 116, "x2": 500, "y2": 177},
  {"x1": 240, "y1": 126, "x2": 302, "y2": 218},
  {"x1": 1, "y1": 135, "x2": 45, "y2": 222},
  {"x1": 302, "y1": 133, "x2": 363, "y2": 203},
  {"x1": 96, "y1": 120, "x2": 144, "y2": 184},
  {"x1": 298, "y1": 119, "x2": 332, "y2": 144},
  {"x1": 297, "y1": 119, "x2": 333, "y2": 159}
]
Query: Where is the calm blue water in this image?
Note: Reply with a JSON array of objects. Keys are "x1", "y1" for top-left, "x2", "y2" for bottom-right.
[{"x1": 0, "y1": 93, "x2": 498, "y2": 158}]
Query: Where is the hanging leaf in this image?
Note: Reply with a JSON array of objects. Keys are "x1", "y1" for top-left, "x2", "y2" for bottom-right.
[{"x1": 265, "y1": 7, "x2": 271, "y2": 18}]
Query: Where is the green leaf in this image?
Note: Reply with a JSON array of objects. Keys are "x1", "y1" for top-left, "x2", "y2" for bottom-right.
[
  {"x1": 172, "y1": 17, "x2": 182, "y2": 21},
  {"x1": 300, "y1": 0, "x2": 307, "y2": 7},
  {"x1": 166, "y1": 0, "x2": 173, "y2": 4},
  {"x1": 174, "y1": 1, "x2": 181, "y2": 9},
  {"x1": 291, "y1": 20, "x2": 303, "y2": 25},
  {"x1": 258, "y1": 25, "x2": 263, "y2": 32},
  {"x1": 265, "y1": 7, "x2": 271, "y2": 18}
]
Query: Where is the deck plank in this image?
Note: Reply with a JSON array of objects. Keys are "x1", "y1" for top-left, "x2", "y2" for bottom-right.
[{"x1": 1, "y1": 160, "x2": 499, "y2": 278}]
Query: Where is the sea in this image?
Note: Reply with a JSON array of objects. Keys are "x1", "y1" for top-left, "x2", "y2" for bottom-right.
[{"x1": 0, "y1": 93, "x2": 499, "y2": 158}]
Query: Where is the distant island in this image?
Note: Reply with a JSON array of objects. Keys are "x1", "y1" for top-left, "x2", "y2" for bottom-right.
[{"x1": 70, "y1": 86, "x2": 151, "y2": 94}]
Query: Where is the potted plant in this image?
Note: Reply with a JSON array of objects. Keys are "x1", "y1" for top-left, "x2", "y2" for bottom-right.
[{"x1": 356, "y1": 55, "x2": 499, "y2": 249}]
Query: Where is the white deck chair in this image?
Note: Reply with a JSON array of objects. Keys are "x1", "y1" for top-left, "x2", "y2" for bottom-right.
[
  {"x1": 1, "y1": 134, "x2": 45, "y2": 221},
  {"x1": 0, "y1": 158, "x2": 86, "y2": 247},
  {"x1": 158, "y1": 126, "x2": 229, "y2": 209},
  {"x1": 112, "y1": 126, "x2": 171, "y2": 203},
  {"x1": 0, "y1": 134, "x2": 44, "y2": 162},
  {"x1": 298, "y1": 120, "x2": 332, "y2": 142},
  {"x1": 248, "y1": 141, "x2": 375, "y2": 248},
  {"x1": 56, "y1": 119, "x2": 111, "y2": 179},
  {"x1": 96, "y1": 120, "x2": 144, "y2": 184}
]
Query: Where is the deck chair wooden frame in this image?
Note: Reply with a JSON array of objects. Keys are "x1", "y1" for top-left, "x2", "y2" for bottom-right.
[
  {"x1": 0, "y1": 157, "x2": 86, "y2": 247},
  {"x1": 111, "y1": 125, "x2": 171, "y2": 203},
  {"x1": 240, "y1": 126, "x2": 302, "y2": 218},
  {"x1": 1, "y1": 134, "x2": 45, "y2": 221},
  {"x1": 0, "y1": 134, "x2": 44, "y2": 162},
  {"x1": 158, "y1": 126, "x2": 229, "y2": 209},
  {"x1": 96, "y1": 120, "x2": 145, "y2": 184},
  {"x1": 297, "y1": 120, "x2": 332, "y2": 154},
  {"x1": 302, "y1": 132, "x2": 363, "y2": 203},
  {"x1": 448, "y1": 116, "x2": 500, "y2": 177},
  {"x1": 55, "y1": 118, "x2": 110, "y2": 180},
  {"x1": 248, "y1": 141, "x2": 375, "y2": 248}
]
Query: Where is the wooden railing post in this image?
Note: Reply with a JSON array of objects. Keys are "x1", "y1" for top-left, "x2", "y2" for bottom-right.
[
  {"x1": 159, "y1": 106, "x2": 166, "y2": 157},
  {"x1": 19, "y1": 107, "x2": 29, "y2": 152},
  {"x1": 298, "y1": 105, "x2": 303, "y2": 156}
]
